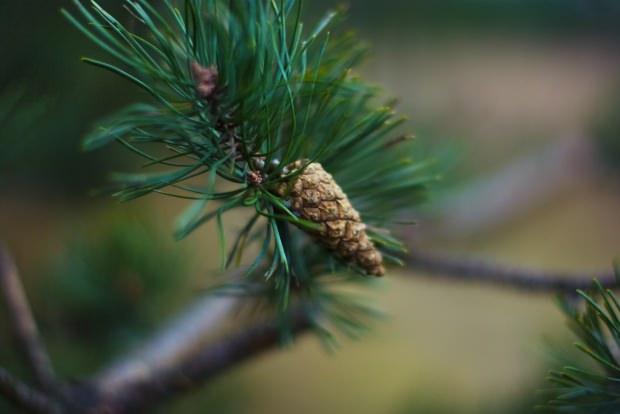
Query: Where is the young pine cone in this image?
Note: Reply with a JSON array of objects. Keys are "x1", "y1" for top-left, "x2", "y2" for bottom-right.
[{"x1": 274, "y1": 161, "x2": 385, "y2": 276}]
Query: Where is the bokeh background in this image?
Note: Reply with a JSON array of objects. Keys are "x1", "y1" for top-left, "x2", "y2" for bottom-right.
[{"x1": 2, "y1": 1, "x2": 620, "y2": 413}]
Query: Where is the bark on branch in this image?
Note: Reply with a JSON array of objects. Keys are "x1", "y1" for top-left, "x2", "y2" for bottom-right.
[
  {"x1": 0, "y1": 243, "x2": 57, "y2": 392},
  {"x1": 84, "y1": 307, "x2": 311, "y2": 413},
  {"x1": 0, "y1": 241, "x2": 616, "y2": 414},
  {"x1": 0, "y1": 367, "x2": 61, "y2": 414},
  {"x1": 93, "y1": 295, "x2": 239, "y2": 398}
]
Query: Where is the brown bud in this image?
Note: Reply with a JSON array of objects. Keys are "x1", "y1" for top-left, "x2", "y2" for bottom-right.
[
  {"x1": 190, "y1": 62, "x2": 219, "y2": 99},
  {"x1": 247, "y1": 170, "x2": 264, "y2": 186}
]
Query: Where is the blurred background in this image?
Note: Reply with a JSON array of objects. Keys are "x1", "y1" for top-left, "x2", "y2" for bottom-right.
[{"x1": 2, "y1": 1, "x2": 620, "y2": 412}]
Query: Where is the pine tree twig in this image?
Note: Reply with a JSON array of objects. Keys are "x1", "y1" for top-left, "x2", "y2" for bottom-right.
[
  {"x1": 92, "y1": 294, "x2": 240, "y2": 400},
  {"x1": 86, "y1": 308, "x2": 311, "y2": 414},
  {"x1": 0, "y1": 367, "x2": 61, "y2": 414},
  {"x1": 0, "y1": 243, "x2": 57, "y2": 392},
  {"x1": 80, "y1": 265, "x2": 312, "y2": 413},
  {"x1": 405, "y1": 249, "x2": 617, "y2": 292},
  {"x1": 0, "y1": 261, "x2": 311, "y2": 413}
]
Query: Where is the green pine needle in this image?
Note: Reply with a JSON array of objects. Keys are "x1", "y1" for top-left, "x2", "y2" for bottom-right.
[
  {"x1": 541, "y1": 275, "x2": 620, "y2": 412},
  {"x1": 66, "y1": 0, "x2": 436, "y2": 341}
]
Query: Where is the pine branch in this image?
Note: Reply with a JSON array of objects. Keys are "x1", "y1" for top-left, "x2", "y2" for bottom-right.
[
  {"x1": 0, "y1": 243, "x2": 57, "y2": 392},
  {"x1": 541, "y1": 280, "x2": 620, "y2": 411},
  {"x1": 0, "y1": 267, "x2": 311, "y2": 413},
  {"x1": 0, "y1": 247, "x2": 312, "y2": 414},
  {"x1": 405, "y1": 248, "x2": 617, "y2": 292},
  {"x1": 2, "y1": 242, "x2": 618, "y2": 413},
  {"x1": 0, "y1": 367, "x2": 61, "y2": 414},
  {"x1": 86, "y1": 307, "x2": 311, "y2": 414},
  {"x1": 5, "y1": 3, "x2": 613, "y2": 413},
  {"x1": 65, "y1": 0, "x2": 434, "y2": 306},
  {"x1": 92, "y1": 294, "x2": 241, "y2": 399}
]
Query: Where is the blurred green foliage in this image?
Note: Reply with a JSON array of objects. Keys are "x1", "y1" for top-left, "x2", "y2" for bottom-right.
[
  {"x1": 1, "y1": 212, "x2": 194, "y2": 379},
  {"x1": 0, "y1": 213, "x2": 258, "y2": 413},
  {"x1": 0, "y1": 212, "x2": 197, "y2": 411},
  {"x1": 312, "y1": 0, "x2": 620, "y2": 35},
  {"x1": 35, "y1": 213, "x2": 194, "y2": 371},
  {"x1": 0, "y1": 88, "x2": 49, "y2": 175},
  {"x1": 0, "y1": 0, "x2": 136, "y2": 195}
]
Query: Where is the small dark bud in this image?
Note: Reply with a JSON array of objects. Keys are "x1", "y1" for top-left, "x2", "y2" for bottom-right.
[
  {"x1": 191, "y1": 62, "x2": 219, "y2": 99},
  {"x1": 247, "y1": 170, "x2": 264, "y2": 186}
]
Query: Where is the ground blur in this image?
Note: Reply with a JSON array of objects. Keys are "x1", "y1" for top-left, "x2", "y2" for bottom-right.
[{"x1": 2, "y1": 1, "x2": 620, "y2": 413}]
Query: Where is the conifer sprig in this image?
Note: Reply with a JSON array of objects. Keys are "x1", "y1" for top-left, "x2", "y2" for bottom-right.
[
  {"x1": 542, "y1": 275, "x2": 620, "y2": 412},
  {"x1": 64, "y1": 0, "x2": 435, "y2": 335}
]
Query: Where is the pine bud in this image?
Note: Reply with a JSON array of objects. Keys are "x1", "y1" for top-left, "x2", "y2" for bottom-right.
[
  {"x1": 275, "y1": 161, "x2": 385, "y2": 276},
  {"x1": 191, "y1": 62, "x2": 218, "y2": 99}
]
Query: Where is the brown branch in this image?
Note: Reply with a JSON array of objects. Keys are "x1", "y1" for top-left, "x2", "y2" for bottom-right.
[
  {"x1": 405, "y1": 249, "x2": 618, "y2": 292},
  {"x1": 0, "y1": 243, "x2": 612, "y2": 414},
  {"x1": 0, "y1": 258, "x2": 313, "y2": 414},
  {"x1": 0, "y1": 257, "x2": 312, "y2": 413},
  {"x1": 93, "y1": 294, "x2": 240, "y2": 399},
  {"x1": 85, "y1": 309, "x2": 311, "y2": 414},
  {"x1": 0, "y1": 367, "x2": 61, "y2": 414},
  {"x1": 4, "y1": 236, "x2": 613, "y2": 414},
  {"x1": 0, "y1": 243, "x2": 57, "y2": 392}
]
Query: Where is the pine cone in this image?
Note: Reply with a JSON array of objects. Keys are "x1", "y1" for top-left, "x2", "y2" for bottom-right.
[{"x1": 274, "y1": 161, "x2": 385, "y2": 276}]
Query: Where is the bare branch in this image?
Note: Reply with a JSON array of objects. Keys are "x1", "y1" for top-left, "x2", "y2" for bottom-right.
[
  {"x1": 399, "y1": 136, "x2": 614, "y2": 292},
  {"x1": 0, "y1": 367, "x2": 61, "y2": 414},
  {"x1": 405, "y1": 249, "x2": 617, "y2": 292},
  {"x1": 0, "y1": 243, "x2": 57, "y2": 392},
  {"x1": 88, "y1": 309, "x2": 311, "y2": 413},
  {"x1": 93, "y1": 294, "x2": 240, "y2": 398}
]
